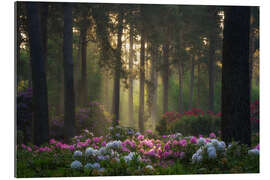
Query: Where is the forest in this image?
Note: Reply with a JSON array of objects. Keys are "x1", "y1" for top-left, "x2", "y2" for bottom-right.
[{"x1": 16, "y1": 2, "x2": 259, "y2": 177}]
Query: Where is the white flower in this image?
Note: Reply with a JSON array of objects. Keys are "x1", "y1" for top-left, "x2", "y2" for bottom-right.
[
  {"x1": 84, "y1": 162, "x2": 101, "y2": 169},
  {"x1": 71, "y1": 160, "x2": 82, "y2": 169},
  {"x1": 73, "y1": 150, "x2": 83, "y2": 158},
  {"x1": 135, "y1": 132, "x2": 141, "y2": 136},
  {"x1": 124, "y1": 152, "x2": 137, "y2": 163},
  {"x1": 106, "y1": 140, "x2": 122, "y2": 150},
  {"x1": 92, "y1": 162, "x2": 101, "y2": 169},
  {"x1": 98, "y1": 147, "x2": 108, "y2": 155},
  {"x1": 97, "y1": 155, "x2": 107, "y2": 161},
  {"x1": 192, "y1": 148, "x2": 203, "y2": 163},
  {"x1": 192, "y1": 153, "x2": 202, "y2": 163},
  {"x1": 210, "y1": 139, "x2": 219, "y2": 147},
  {"x1": 84, "y1": 163, "x2": 93, "y2": 170},
  {"x1": 145, "y1": 165, "x2": 154, "y2": 170},
  {"x1": 110, "y1": 150, "x2": 120, "y2": 157},
  {"x1": 206, "y1": 142, "x2": 214, "y2": 148},
  {"x1": 207, "y1": 146, "x2": 217, "y2": 159},
  {"x1": 198, "y1": 138, "x2": 206, "y2": 146},
  {"x1": 248, "y1": 149, "x2": 259, "y2": 156},
  {"x1": 216, "y1": 141, "x2": 226, "y2": 151},
  {"x1": 85, "y1": 147, "x2": 98, "y2": 157}
]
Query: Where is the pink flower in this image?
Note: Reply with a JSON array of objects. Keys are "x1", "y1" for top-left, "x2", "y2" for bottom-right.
[
  {"x1": 173, "y1": 140, "x2": 178, "y2": 146},
  {"x1": 137, "y1": 135, "x2": 145, "y2": 140},
  {"x1": 209, "y1": 132, "x2": 216, "y2": 138},
  {"x1": 86, "y1": 138, "x2": 91, "y2": 144},
  {"x1": 21, "y1": 144, "x2": 27, "y2": 149},
  {"x1": 56, "y1": 142, "x2": 63, "y2": 148},
  {"x1": 145, "y1": 149, "x2": 156, "y2": 156},
  {"x1": 139, "y1": 149, "x2": 145, "y2": 153},
  {"x1": 68, "y1": 145, "x2": 75, "y2": 151},
  {"x1": 164, "y1": 143, "x2": 170, "y2": 150},
  {"x1": 101, "y1": 141, "x2": 106, "y2": 146},
  {"x1": 93, "y1": 137, "x2": 101, "y2": 143},
  {"x1": 49, "y1": 139, "x2": 57, "y2": 144},
  {"x1": 255, "y1": 144, "x2": 260, "y2": 150},
  {"x1": 27, "y1": 147, "x2": 32, "y2": 152},
  {"x1": 146, "y1": 129, "x2": 153, "y2": 134},
  {"x1": 122, "y1": 146, "x2": 131, "y2": 152},
  {"x1": 190, "y1": 136, "x2": 197, "y2": 144},
  {"x1": 179, "y1": 139, "x2": 187, "y2": 146}
]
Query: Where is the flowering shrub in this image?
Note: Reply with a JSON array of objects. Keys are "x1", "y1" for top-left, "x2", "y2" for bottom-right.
[
  {"x1": 250, "y1": 100, "x2": 259, "y2": 132},
  {"x1": 106, "y1": 126, "x2": 136, "y2": 141},
  {"x1": 50, "y1": 101, "x2": 112, "y2": 139},
  {"x1": 156, "y1": 109, "x2": 221, "y2": 136},
  {"x1": 17, "y1": 88, "x2": 33, "y2": 144},
  {"x1": 17, "y1": 130, "x2": 259, "y2": 177}
]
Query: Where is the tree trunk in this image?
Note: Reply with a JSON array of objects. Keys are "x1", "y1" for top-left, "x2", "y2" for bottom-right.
[
  {"x1": 221, "y1": 7, "x2": 251, "y2": 146},
  {"x1": 26, "y1": 3, "x2": 49, "y2": 145},
  {"x1": 249, "y1": 26, "x2": 255, "y2": 101},
  {"x1": 189, "y1": 56, "x2": 195, "y2": 110},
  {"x1": 208, "y1": 34, "x2": 215, "y2": 112},
  {"x1": 74, "y1": 32, "x2": 81, "y2": 106},
  {"x1": 63, "y1": 3, "x2": 76, "y2": 141},
  {"x1": 112, "y1": 11, "x2": 123, "y2": 126},
  {"x1": 104, "y1": 74, "x2": 109, "y2": 111},
  {"x1": 40, "y1": 3, "x2": 49, "y2": 74},
  {"x1": 138, "y1": 30, "x2": 145, "y2": 133},
  {"x1": 80, "y1": 25, "x2": 88, "y2": 106},
  {"x1": 162, "y1": 43, "x2": 169, "y2": 113},
  {"x1": 128, "y1": 26, "x2": 134, "y2": 127},
  {"x1": 178, "y1": 61, "x2": 184, "y2": 113},
  {"x1": 197, "y1": 62, "x2": 201, "y2": 108},
  {"x1": 150, "y1": 43, "x2": 158, "y2": 130}
]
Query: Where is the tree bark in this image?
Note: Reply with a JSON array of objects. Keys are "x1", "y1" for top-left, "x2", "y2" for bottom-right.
[
  {"x1": 112, "y1": 11, "x2": 123, "y2": 126},
  {"x1": 74, "y1": 31, "x2": 81, "y2": 106},
  {"x1": 197, "y1": 62, "x2": 201, "y2": 108},
  {"x1": 80, "y1": 25, "x2": 88, "y2": 106},
  {"x1": 128, "y1": 26, "x2": 134, "y2": 127},
  {"x1": 221, "y1": 7, "x2": 251, "y2": 146},
  {"x1": 63, "y1": 3, "x2": 76, "y2": 141},
  {"x1": 26, "y1": 2, "x2": 49, "y2": 145},
  {"x1": 208, "y1": 33, "x2": 215, "y2": 112},
  {"x1": 189, "y1": 56, "x2": 195, "y2": 110},
  {"x1": 138, "y1": 30, "x2": 145, "y2": 133},
  {"x1": 178, "y1": 61, "x2": 184, "y2": 113},
  {"x1": 162, "y1": 43, "x2": 169, "y2": 113},
  {"x1": 40, "y1": 3, "x2": 49, "y2": 74},
  {"x1": 249, "y1": 18, "x2": 255, "y2": 100},
  {"x1": 150, "y1": 43, "x2": 158, "y2": 129}
]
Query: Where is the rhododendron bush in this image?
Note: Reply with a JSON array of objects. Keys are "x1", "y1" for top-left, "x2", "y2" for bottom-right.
[
  {"x1": 17, "y1": 127, "x2": 259, "y2": 177},
  {"x1": 156, "y1": 109, "x2": 221, "y2": 136},
  {"x1": 157, "y1": 102, "x2": 259, "y2": 136}
]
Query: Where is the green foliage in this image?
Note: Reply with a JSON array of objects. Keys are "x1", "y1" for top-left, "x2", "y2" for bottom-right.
[
  {"x1": 106, "y1": 126, "x2": 136, "y2": 141},
  {"x1": 156, "y1": 111, "x2": 220, "y2": 136},
  {"x1": 169, "y1": 115, "x2": 220, "y2": 136},
  {"x1": 50, "y1": 101, "x2": 112, "y2": 139}
]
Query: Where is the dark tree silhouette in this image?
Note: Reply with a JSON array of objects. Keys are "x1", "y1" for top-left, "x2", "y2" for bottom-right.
[
  {"x1": 128, "y1": 25, "x2": 134, "y2": 127},
  {"x1": 221, "y1": 7, "x2": 251, "y2": 145},
  {"x1": 26, "y1": 2, "x2": 49, "y2": 145},
  {"x1": 138, "y1": 30, "x2": 145, "y2": 132},
  {"x1": 63, "y1": 3, "x2": 75, "y2": 141},
  {"x1": 40, "y1": 3, "x2": 49, "y2": 73},
  {"x1": 162, "y1": 42, "x2": 169, "y2": 113},
  {"x1": 112, "y1": 10, "x2": 124, "y2": 126}
]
